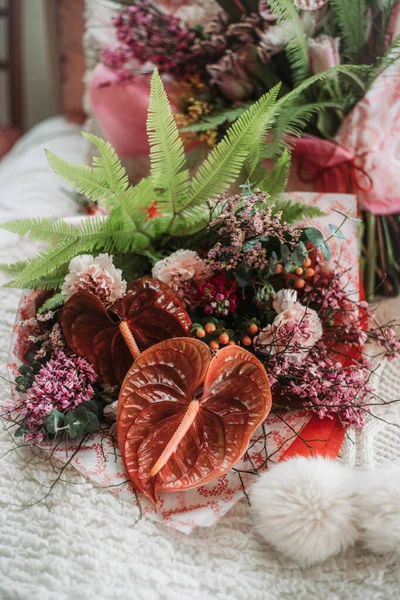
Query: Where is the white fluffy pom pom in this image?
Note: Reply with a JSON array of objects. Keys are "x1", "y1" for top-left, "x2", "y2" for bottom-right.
[
  {"x1": 250, "y1": 456, "x2": 360, "y2": 566},
  {"x1": 358, "y1": 462, "x2": 400, "y2": 555}
]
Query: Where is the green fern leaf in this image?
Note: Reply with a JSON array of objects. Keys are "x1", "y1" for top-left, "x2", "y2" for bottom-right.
[
  {"x1": 37, "y1": 293, "x2": 65, "y2": 314},
  {"x1": 256, "y1": 149, "x2": 291, "y2": 197},
  {"x1": 45, "y1": 149, "x2": 110, "y2": 202},
  {"x1": 172, "y1": 85, "x2": 281, "y2": 235},
  {"x1": 268, "y1": 0, "x2": 310, "y2": 85},
  {"x1": 0, "y1": 260, "x2": 29, "y2": 277},
  {"x1": 372, "y1": 34, "x2": 400, "y2": 79},
  {"x1": 330, "y1": 0, "x2": 367, "y2": 62},
  {"x1": 147, "y1": 69, "x2": 189, "y2": 213},
  {"x1": 272, "y1": 198, "x2": 326, "y2": 223},
  {"x1": 82, "y1": 132, "x2": 129, "y2": 196},
  {"x1": 179, "y1": 105, "x2": 249, "y2": 133}
]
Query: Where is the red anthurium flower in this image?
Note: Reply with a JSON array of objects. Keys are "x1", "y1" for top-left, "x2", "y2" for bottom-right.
[
  {"x1": 60, "y1": 278, "x2": 192, "y2": 386},
  {"x1": 117, "y1": 337, "x2": 272, "y2": 502}
]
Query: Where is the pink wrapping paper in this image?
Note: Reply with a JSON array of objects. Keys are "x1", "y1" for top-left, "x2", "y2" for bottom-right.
[
  {"x1": 7, "y1": 193, "x2": 360, "y2": 533},
  {"x1": 290, "y1": 61, "x2": 400, "y2": 215}
]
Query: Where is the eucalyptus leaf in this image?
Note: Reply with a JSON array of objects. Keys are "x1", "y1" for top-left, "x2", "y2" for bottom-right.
[
  {"x1": 325, "y1": 223, "x2": 345, "y2": 239},
  {"x1": 43, "y1": 409, "x2": 64, "y2": 435},
  {"x1": 85, "y1": 412, "x2": 100, "y2": 433}
]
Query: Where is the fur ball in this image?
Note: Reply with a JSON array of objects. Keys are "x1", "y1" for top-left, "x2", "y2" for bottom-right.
[
  {"x1": 250, "y1": 456, "x2": 360, "y2": 566},
  {"x1": 358, "y1": 462, "x2": 400, "y2": 555}
]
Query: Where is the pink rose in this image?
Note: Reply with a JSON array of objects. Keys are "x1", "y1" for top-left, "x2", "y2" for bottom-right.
[{"x1": 308, "y1": 36, "x2": 340, "y2": 74}]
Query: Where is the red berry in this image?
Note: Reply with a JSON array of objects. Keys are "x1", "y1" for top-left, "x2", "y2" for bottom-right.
[
  {"x1": 219, "y1": 333, "x2": 229, "y2": 345},
  {"x1": 248, "y1": 323, "x2": 258, "y2": 335}
]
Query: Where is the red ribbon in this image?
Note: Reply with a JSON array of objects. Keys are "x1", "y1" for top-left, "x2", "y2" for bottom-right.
[
  {"x1": 293, "y1": 136, "x2": 373, "y2": 196},
  {"x1": 280, "y1": 271, "x2": 368, "y2": 461}
]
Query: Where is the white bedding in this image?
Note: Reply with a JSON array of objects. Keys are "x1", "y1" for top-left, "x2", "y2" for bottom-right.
[
  {"x1": 0, "y1": 117, "x2": 86, "y2": 247},
  {"x1": 0, "y1": 118, "x2": 399, "y2": 600}
]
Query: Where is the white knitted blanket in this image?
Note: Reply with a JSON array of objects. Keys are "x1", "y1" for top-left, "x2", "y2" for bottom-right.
[{"x1": 0, "y1": 119, "x2": 399, "y2": 600}]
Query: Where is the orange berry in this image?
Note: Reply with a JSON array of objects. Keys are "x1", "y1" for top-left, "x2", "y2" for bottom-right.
[
  {"x1": 209, "y1": 341, "x2": 220, "y2": 351},
  {"x1": 305, "y1": 267, "x2": 315, "y2": 278},
  {"x1": 248, "y1": 323, "x2": 258, "y2": 335},
  {"x1": 228, "y1": 340, "x2": 236, "y2": 346},
  {"x1": 242, "y1": 336, "x2": 252, "y2": 347},
  {"x1": 294, "y1": 278, "x2": 306, "y2": 289},
  {"x1": 295, "y1": 267, "x2": 303, "y2": 276},
  {"x1": 219, "y1": 332, "x2": 230, "y2": 345},
  {"x1": 205, "y1": 323, "x2": 216, "y2": 334},
  {"x1": 303, "y1": 258, "x2": 312, "y2": 268},
  {"x1": 275, "y1": 264, "x2": 283, "y2": 274},
  {"x1": 196, "y1": 328, "x2": 206, "y2": 338}
]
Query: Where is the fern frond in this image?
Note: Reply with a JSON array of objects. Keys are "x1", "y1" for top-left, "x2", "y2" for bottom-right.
[
  {"x1": 330, "y1": 0, "x2": 367, "y2": 62},
  {"x1": 272, "y1": 198, "x2": 326, "y2": 223},
  {"x1": 256, "y1": 149, "x2": 291, "y2": 198},
  {"x1": 180, "y1": 106, "x2": 249, "y2": 133},
  {"x1": 147, "y1": 69, "x2": 189, "y2": 213},
  {"x1": 0, "y1": 260, "x2": 29, "y2": 277},
  {"x1": 38, "y1": 293, "x2": 65, "y2": 314},
  {"x1": 173, "y1": 85, "x2": 281, "y2": 235},
  {"x1": 0, "y1": 217, "x2": 105, "y2": 245},
  {"x1": 268, "y1": 0, "x2": 310, "y2": 85},
  {"x1": 45, "y1": 150, "x2": 110, "y2": 202},
  {"x1": 82, "y1": 132, "x2": 129, "y2": 196},
  {"x1": 371, "y1": 35, "x2": 400, "y2": 81}
]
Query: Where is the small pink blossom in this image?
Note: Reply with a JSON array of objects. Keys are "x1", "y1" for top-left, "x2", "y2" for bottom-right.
[
  {"x1": 152, "y1": 250, "x2": 211, "y2": 306},
  {"x1": 256, "y1": 289, "x2": 322, "y2": 361},
  {"x1": 62, "y1": 254, "x2": 127, "y2": 307},
  {"x1": 25, "y1": 351, "x2": 97, "y2": 430}
]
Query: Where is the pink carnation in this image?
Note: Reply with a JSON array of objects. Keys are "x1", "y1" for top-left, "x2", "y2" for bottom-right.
[
  {"x1": 62, "y1": 254, "x2": 127, "y2": 307},
  {"x1": 256, "y1": 289, "x2": 323, "y2": 362},
  {"x1": 152, "y1": 249, "x2": 211, "y2": 306}
]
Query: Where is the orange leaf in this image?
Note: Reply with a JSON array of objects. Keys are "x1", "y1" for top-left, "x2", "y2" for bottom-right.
[{"x1": 117, "y1": 338, "x2": 272, "y2": 502}]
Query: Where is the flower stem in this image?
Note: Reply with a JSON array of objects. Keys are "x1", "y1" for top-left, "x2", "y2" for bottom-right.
[
  {"x1": 365, "y1": 211, "x2": 377, "y2": 301},
  {"x1": 119, "y1": 321, "x2": 140, "y2": 360},
  {"x1": 150, "y1": 400, "x2": 200, "y2": 478}
]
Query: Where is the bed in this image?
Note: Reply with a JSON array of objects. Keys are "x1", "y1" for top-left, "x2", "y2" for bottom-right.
[{"x1": 0, "y1": 4, "x2": 400, "y2": 599}]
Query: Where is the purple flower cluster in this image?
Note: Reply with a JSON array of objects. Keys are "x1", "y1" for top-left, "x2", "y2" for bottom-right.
[
  {"x1": 25, "y1": 351, "x2": 97, "y2": 433},
  {"x1": 301, "y1": 268, "x2": 400, "y2": 360},
  {"x1": 264, "y1": 349, "x2": 372, "y2": 428},
  {"x1": 111, "y1": 1, "x2": 196, "y2": 76},
  {"x1": 207, "y1": 192, "x2": 301, "y2": 272}
]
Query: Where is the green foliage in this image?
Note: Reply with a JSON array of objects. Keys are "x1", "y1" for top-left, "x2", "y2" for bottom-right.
[
  {"x1": 37, "y1": 293, "x2": 65, "y2": 314},
  {"x1": 330, "y1": 0, "x2": 368, "y2": 62},
  {"x1": 179, "y1": 105, "x2": 249, "y2": 133},
  {"x1": 268, "y1": 0, "x2": 310, "y2": 85},
  {"x1": 256, "y1": 150, "x2": 291, "y2": 197},
  {"x1": 0, "y1": 70, "x2": 330, "y2": 290},
  {"x1": 304, "y1": 227, "x2": 331, "y2": 261},
  {"x1": 44, "y1": 404, "x2": 100, "y2": 438},
  {"x1": 271, "y1": 198, "x2": 326, "y2": 224},
  {"x1": 172, "y1": 84, "x2": 282, "y2": 235},
  {"x1": 147, "y1": 69, "x2": 189, "y2": 214}
]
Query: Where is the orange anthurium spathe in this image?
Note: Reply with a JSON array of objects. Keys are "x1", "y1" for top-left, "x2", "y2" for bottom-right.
[{"x1": 117, "y1": 337, "x2": 272, "y2": 502}]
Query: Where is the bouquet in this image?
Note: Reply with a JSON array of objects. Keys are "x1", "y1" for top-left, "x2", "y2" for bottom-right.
[
  {"x1": 90, "y1": 0, "x2": 400, "y2": 298},
  {"x1": 1, "y1": 72, "x2": 399, "y2": 529}
]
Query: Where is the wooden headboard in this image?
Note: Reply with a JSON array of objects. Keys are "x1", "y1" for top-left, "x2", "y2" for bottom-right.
[
  {"x1": 0, "y1": 0, "x2": 23, "y2": 130},
  {"x1": 1, "y1": 0, "x2": 86, "y2": 132}
]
